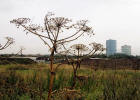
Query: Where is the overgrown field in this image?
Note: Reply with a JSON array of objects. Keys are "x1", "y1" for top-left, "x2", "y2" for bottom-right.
[{"x1": 0, "y1": 64, "x2": 140, "y2": 100}]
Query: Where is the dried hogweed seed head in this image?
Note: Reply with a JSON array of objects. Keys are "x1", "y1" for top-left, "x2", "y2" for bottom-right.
[
  {"x1": 89, "y1": 42, "x2": 105, "y2": 52},
  {"x1": 0, "y1": 37, "x2": 14, "y2": 50},
  {"x1": 27, "y1": 24, "x2": 44, "y2": 32},
  {"x1": 5, "y1": 37, "x2": 14, "y2": 44},
  {"x1": 70, "y1": 44, "x2": 89, "y2": 52},
  {"x1": 10, "y1": 18, "x2": 30, "y2": 27}
]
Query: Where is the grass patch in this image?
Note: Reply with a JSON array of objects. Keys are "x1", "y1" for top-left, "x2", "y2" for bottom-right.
[{"x1": 0, "y1": 64, "x2": 140, "y2": 100}]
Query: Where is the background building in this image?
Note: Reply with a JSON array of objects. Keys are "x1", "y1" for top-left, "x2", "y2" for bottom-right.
[
  {"x1": 106, "y1": 39, "x2": 117, "y2": 56},
  {"x1": 121, "y1": 45, "x2": 131, "y2": 55}
]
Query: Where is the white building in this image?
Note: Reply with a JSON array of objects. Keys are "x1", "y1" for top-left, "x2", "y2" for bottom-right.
[{"x1": 121, "y1": 45, "x2": 131, "y2": 55}]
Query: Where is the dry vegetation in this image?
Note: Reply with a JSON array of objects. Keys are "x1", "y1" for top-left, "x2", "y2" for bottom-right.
[{"x1": 10, "y1": 12, "x2": 105, "y2": 100}]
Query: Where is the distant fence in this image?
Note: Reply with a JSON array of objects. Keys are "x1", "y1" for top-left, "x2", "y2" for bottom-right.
[{"x1": 82, "y1": 58, "x2": 140, "y2": 70}]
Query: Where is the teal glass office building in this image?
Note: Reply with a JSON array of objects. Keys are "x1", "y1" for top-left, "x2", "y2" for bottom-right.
[{"x1": 106, "y1": 39, "x2": 117, "y2": 56}]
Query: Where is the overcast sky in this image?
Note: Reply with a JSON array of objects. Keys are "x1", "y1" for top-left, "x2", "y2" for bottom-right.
[{"x1": 0, "y1": 0, "x2": 140, "y2": 55}]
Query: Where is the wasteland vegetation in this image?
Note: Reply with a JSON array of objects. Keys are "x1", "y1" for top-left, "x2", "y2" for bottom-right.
[{"x1": 0, "y1": 64, "x2": 140, "y2": 100}]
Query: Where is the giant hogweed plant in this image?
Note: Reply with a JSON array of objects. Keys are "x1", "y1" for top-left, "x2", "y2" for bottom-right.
[{"x1": 10, "y1": 12, "x2": 95, "y2": 100}]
